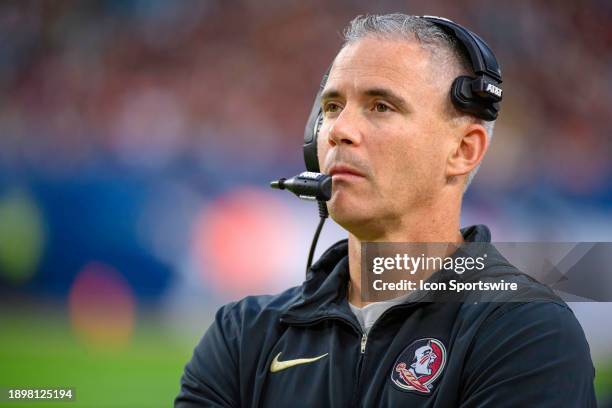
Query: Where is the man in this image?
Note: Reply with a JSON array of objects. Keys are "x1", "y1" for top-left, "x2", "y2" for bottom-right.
[{"x1": 176, "y1": 14, "x2": 596, "y2": 407}]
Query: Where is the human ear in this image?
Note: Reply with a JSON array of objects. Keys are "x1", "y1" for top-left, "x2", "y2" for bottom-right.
[{"x1": 446, "y1": 123, "x2": 489, "y2": 178}]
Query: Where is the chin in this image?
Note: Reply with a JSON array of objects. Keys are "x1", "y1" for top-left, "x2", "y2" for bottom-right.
[{"x1": 328, "y1": 194, "x2": 376, "y2": 235}]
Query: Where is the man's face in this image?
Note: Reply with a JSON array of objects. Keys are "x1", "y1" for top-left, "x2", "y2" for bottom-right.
[{"x1": 318, "y1": 36, "x2": 457, "y2": 236}]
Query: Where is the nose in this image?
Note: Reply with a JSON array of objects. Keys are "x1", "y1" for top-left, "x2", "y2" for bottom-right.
[{"x1": 326, "y1": 106, "x2": 363, "y2": 148}]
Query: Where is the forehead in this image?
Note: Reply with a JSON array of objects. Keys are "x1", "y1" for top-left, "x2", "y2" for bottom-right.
[{"x1": 325, "y1": 37, "x2": 433, "y2": 94}]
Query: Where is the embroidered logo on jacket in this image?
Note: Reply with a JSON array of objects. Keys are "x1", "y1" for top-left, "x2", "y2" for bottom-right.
[{"x1": 390, "y1": 338, "x2": 446, "y2": 394}]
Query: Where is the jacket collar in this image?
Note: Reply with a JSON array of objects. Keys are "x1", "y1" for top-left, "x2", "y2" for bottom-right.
[{"x1": 281, "y1": 224, "x2": 493, "y2": 324}]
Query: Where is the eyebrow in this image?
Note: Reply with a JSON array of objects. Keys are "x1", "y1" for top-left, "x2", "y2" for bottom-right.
[
  {"x1": 321, "y1": 87, "x2": 410, "y2": 112},
  {"x1": 320, "y1": 89, "x2": 341, "y2": 102}
]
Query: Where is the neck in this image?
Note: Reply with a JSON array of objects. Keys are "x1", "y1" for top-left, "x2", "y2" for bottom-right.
[{"x1": 347, "y1": 196, "x2": 463, "y2": 307}]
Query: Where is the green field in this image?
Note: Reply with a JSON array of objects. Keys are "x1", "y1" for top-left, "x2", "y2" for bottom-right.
[
  {"x1": 1, "y1": 312, "x2": 611, "y2": 407},
  {"x1": 0, "y1": 313, "x2": 196, "y2": 408}
]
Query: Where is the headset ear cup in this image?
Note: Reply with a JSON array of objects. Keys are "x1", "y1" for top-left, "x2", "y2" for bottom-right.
[
  {"x1": 450, "y1": 76, "x2": 474, "y2": 107},
  {"x1": 303, "y1": 108, "x2": 322, "y2": 172},
  {"x1": 450, "y1": 76, "x2": 498, "y2": 121},
  {"x1": 304, "y1": 68, "x2": 331, "y2": 172}
]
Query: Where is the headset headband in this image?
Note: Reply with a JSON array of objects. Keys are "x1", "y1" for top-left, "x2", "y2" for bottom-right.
[{"x1": 421, "y1": 16, "x2": 501, "y2": 81}]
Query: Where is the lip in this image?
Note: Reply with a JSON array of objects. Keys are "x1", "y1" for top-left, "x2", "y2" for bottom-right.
[{"x1": 327, "y1": 164, "x2": 365, "y2": 179}]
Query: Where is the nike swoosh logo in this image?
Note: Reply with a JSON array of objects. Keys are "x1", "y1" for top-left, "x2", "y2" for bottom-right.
[{"x1": 269, "y1": 352, "x2": 329, "y2": 373}]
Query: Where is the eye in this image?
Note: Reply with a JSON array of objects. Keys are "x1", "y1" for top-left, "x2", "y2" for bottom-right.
[
  {"x1": 374, "y1": 102, "x2": 391, "y2": 112},
  {"x1": 323, "y1": 102, "x2": 342, "y2": 113}
]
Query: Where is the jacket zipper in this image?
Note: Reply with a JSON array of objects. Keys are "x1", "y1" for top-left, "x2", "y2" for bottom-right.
[
  {"x1": 351, "y1": 332, "x2": 367, "y2": 408},
  {"x1": 350, "y1": 303, "x2": 419, "y2": 407}
]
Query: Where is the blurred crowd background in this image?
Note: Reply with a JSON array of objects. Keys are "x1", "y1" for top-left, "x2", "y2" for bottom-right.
[{"x1": 0, "y1": 0, "x2": 611, "y2": 406}]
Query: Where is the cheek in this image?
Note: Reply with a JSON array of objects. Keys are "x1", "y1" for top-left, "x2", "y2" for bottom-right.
[
  {"x1": 374, "y1": 134, "x2": 423, "y2": 177},
  {"x1": 375, "y1": 131, "x2": 443, "y2": 194}
]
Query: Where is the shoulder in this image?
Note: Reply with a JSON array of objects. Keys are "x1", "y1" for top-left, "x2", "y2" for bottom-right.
[
  {"x1": 188, "y1": 285, "x2": 303, "y2": 373},
  {"x1": 215, "y1": 285, "x2": 303, "y2": 333},
  {"x1": 458, "y1": 246, "x2": 566, "y2": 305},
  {"x1": 478, "y1": 300, "x2": 589, "y2": 348},
  {"x1": 463, "y1": 263, "x2": 590, "y2": 357},
  {"x1": 460, "y1": 300, "x2": 595, "y2": 405}
]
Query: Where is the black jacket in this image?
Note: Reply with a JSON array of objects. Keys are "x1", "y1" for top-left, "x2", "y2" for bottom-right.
[{"x1": 176, "y1": 225, "x2": 596, "y2": 407}]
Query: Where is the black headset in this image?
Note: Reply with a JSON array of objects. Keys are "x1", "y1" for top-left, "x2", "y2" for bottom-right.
[{"x1": 302, "y1": 15, "x2": 503, "y2": 173}]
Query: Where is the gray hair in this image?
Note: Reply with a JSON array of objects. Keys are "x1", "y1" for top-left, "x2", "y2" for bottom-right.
[{"x1": 342, "y1": 14, "x2": 495, "y2": 189}]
